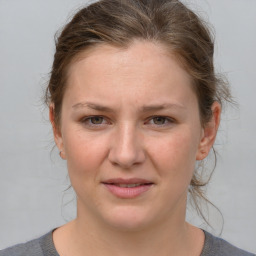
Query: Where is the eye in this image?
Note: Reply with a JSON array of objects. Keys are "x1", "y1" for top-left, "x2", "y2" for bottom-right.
[
  {"x1": 90, "y1": 116, "x2": 104, "y2": 124},
  {"x1": 81, "y1": 116, "x2": 109, "y2": 127},
  {"x1": 152, "y1": 117, "x2": 168, "y2": 125},
  {"x1": 147, "y1": 116, "x2": 175, "y2": 127}
]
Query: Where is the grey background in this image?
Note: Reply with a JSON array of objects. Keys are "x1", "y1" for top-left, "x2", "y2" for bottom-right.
[{"x1": 0, "y1": 0, "x2": 255, "y2": 253}]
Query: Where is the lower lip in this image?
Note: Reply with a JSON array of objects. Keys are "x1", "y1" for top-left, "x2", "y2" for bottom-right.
[{"x1": 103, "y1": 183, "x2": 153, "y2": 198}]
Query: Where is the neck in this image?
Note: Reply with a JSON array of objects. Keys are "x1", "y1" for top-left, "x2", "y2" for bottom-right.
[
  {"x1": 77, "y1": 220, "x2": 188, "y2": 255},
  {"x1": 53, "y1": 201, "x2": 204, "y2": 256}
]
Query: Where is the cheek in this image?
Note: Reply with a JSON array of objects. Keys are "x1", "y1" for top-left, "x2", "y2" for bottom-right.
[
  {"x1": 149, "y1": 129, "x2": 199, "y2": 180},
  {"x1": 63, "y1": 129, "x2": 108, "y2": 179}
]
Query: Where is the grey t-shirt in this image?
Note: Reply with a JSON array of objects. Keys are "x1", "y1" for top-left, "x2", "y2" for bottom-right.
[{"x1": 0, "y1": 229, "x2": 255, "y2": 256}]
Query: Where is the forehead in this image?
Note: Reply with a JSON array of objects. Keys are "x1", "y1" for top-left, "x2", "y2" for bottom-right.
[
  {"x1": 68, "y1": 40, "x2": 192, "y2": 84},
  {"x1": 64, "y1": 40, "x2": 196, "y2": 109}
]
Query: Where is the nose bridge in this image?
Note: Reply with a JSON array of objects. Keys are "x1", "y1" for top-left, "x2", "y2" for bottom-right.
[
  {"x1": 119, "y1": 122, "x2": 137, "y2": 152},
  {"x1": 108, "y1": 121, "x2": 145, "y2": 168}
]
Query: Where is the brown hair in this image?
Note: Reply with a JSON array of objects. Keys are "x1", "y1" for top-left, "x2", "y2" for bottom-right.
[{"x1": 45, "y1": 0, "x2": 231, "y2": 222}]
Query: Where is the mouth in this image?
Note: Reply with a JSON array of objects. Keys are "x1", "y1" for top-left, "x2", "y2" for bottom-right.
[
  {"x1": 102, "y1": 178, "x2": 154, "y2": 199},
  {"x1": 109, "y1": 183, "x2": 151, "y2": 188}
]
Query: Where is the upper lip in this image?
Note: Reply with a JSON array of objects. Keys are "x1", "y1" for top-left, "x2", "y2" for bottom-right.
[{"x1": 102, "y1": 178, "x2": 154, "y2": 184}]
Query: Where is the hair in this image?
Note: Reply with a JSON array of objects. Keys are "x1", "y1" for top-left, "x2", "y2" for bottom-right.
[{"x1": 45, "y1": 0, "x2": 232, "y2": 223}]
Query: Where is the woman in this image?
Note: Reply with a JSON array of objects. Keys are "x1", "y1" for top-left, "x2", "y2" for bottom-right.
[{"x1": 0, "y1": 0, "x2": 254, "y2": 255}]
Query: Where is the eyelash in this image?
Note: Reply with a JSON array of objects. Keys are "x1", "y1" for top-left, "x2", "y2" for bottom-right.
[
  {"x1": 81, "y1": 116, "x2": 109, "y2": 127},
  {"x1": 147, "y1": 116, "x2": 175, "y2": 126},
  {"x1": 80, "y1": 115, "x2": 175, "y2": 128}
]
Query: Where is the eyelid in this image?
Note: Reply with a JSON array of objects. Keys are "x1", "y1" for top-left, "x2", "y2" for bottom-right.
[
  {"x1": 80, "y1": 115, "x2": 110, "y2": 126},
  {"x1": 145, "y1": 116, "x2": 176, "y2": 126},
  {"x1": 79, "y1": 115, "x2": 175, "y2": 128}
]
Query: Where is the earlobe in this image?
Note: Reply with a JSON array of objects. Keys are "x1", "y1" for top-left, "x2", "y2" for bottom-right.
[
  {"x1": 49, "y1": 105, "x2": 66, "y2": 159},
  {"x1": 196, "y1": 102, "x2": 221, "y2": 161}
]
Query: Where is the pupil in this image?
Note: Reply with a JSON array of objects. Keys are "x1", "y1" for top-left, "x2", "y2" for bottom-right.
[
  {"x1": 91, "y1": 117, "x2": 103, "y2": 124},
  {"x1": 153, "y1": 117, "x2": 165, "y2": 125}
]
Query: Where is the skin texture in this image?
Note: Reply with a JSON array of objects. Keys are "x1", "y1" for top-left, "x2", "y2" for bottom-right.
[{"x1": 50, "y1": 40, "x2": 221, "y2": 256}]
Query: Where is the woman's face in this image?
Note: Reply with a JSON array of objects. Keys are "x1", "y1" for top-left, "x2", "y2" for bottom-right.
[{"x1": 53, "y1": 40, "x2": 218, "y2": 230}]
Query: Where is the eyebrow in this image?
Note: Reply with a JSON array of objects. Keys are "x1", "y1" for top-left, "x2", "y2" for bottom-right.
[
  {"x1": 72, "y1": 102, "x2": 185, "y2": 112},
  {"x1": 141, "y1": 103, "x2": 185, "y2": 112},
  {"x1": 72, "y1": 102, "x2": 113, "y2": 112}
]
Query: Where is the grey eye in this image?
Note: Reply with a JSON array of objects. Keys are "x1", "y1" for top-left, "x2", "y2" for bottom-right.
[
  {"x1": 90, "y1": 116, "x2": 104, "y2": 124},
  {"x1": 152, "y1": 117, "x2": 166, "y2": 125}
]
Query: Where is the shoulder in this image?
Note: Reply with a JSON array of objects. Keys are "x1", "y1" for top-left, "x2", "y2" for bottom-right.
[
  {"x1": 0, "y1": 230, "x2": 59, "y2": 256},
  {"x1": 201, "y1": 230, "x2": 255, "y2": 256}
]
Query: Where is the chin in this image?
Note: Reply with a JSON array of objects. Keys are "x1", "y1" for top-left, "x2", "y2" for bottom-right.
[{"x1": 102, "y1": 205, "x2": 154, "y2": 232}]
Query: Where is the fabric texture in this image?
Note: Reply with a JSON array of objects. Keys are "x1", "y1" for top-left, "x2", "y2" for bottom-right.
[{"x1": 0, "y1": 229, "x2": 255, "y2": 256}]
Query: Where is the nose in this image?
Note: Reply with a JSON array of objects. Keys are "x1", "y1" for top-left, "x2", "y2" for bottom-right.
[{"x1": 108, "y1": 123, "x2": 146, "y2": 169}]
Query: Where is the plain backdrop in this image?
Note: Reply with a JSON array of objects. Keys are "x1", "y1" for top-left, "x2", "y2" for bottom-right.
[{"x1": 0, "y1": 0, "x2": 255, "y2": 253}]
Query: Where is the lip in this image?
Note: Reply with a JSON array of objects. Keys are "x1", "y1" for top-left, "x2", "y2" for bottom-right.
[
  {"x1": 102, "y1": 178, "x2": 154, "y2": 199},
  {"x1": 102, "y1": 178, "x2": 154, "y2": 184}
]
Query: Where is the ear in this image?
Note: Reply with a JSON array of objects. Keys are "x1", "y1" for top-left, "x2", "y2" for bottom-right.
[
  {"x1": 196, "y1": 101, "x2": 221, "y2": 160},
  {"x1": 49, "y1": 104, "x2": 66, "y2": 159}
]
